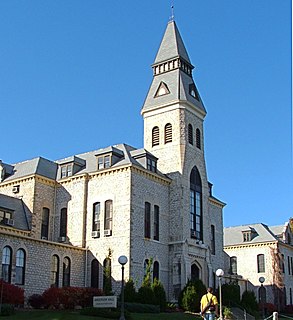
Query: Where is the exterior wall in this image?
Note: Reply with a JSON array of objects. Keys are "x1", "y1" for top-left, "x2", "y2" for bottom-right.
[
  {"x1": 278, "y1": 243, "x2": 293, "y2": 305},
  {"x1": 0, "y1": 231, "x2": 85, "y2": 300}
]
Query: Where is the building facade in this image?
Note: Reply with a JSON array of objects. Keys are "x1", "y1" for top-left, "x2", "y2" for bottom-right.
[
  {"x1": 224, "y1": 219, "x2": 293, "y2": 310},
  {"x1": 0, "y1": 19, "x2": 225, "y2": 302}
]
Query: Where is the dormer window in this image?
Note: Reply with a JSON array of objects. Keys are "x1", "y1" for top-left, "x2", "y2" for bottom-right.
[
  {"x1": 189, "y1": 84, "x2": 199, "y2": 101},
  {"x1": 0, "y1": 208, "x2": 13, "y2": 226},
  {"x1": 147, "y1": 158, "x2": 157, "y2": 173},
  {"x1": 61, "y1": 164, "x2": 73, "y2": 178},
  {"x1": 243, "y1": 231, "x2": 251, "y2": 242},
  {"x1": 98, "y1": 155, "x2": 111, "y2": 170}
]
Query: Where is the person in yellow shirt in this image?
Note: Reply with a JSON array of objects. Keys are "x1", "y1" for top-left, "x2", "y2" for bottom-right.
[{"x1": 200, "y1": 287, "x2": 219, "y2": 320}]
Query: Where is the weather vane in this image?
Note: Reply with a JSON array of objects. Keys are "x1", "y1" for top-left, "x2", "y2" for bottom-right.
[{"x1": 170, "y1": 1, "x2": 175, "y2": 21}]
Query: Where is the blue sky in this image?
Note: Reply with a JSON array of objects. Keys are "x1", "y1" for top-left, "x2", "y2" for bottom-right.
[{"x1": 0, "y1": 1, "x2": 291, "y2": 227}]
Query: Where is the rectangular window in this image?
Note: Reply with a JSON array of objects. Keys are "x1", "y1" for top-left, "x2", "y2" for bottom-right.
[
  {"x1": 59, "y1": 208, "x2": 67, "y2": 238},
  {"x1": 104, "y1": 200, "x2": 113, "y2": 232},
  {"x1": 243, "y1": 232, "x2": 251, "y2": 242},
  {"x1": 98, "y1": 155, "x2": 112, "y2": 170},
  {"x1": 41, "y1": 208, "x2": 50, "y2": 239},
  {"x1": 61, "y1": 164, "x2": 73, "y2": 178},
  {"x1": 147, "y1": 158, "x2": 157, "y2": 173},
  {"x1": 93, "y1": 202, "x2": 101, "y2": 233},
  {"x1": 291, "y1": 257, "x2": 293, "y2": 275},
  {"x1": 154, "y1": 205, "x2": 159, "y2": 241},
  {"x1": 230, "y1": 256, "x2": 237, "y2": 275},
  {"x1": 288, "y1": 256, "x2": 291, "y2": 275},
  {"x1": 257, "y1": 254, "x2": 265, "y2": 273},
  {"x1": 211, "y1": 225, "x2": 215, "y2": 255},
  {"x1": 144, "y1": 202, "x2": 151, "y2": 239}
]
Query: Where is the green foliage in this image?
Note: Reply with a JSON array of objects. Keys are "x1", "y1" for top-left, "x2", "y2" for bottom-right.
[
  {"x1": 137, "y1": 285, "x2": 155, "y2": 305},
  {"x1": 103, "y1": 248, "x2": 113, "y2": 295},
  {"x1": 223, "y1": 306, "x2": 234, "y2": 319},
  {"x1": 178, "y1": 279, "x2": 206, "y2": 313},
  {"x1": 124, "y1": 302, "x2": 160, "y2": 313},
  {"x1": 151, "y1": 278, "x2": 167, "y2": 311},
  {"x1": 80, "y1": 307, "x2": 132, "y2": 319},
  {"x1": 241, "y1": 290, "x2": 258, "y2": 314},
  {"x1": 124, "y1": 279, "x2": 138, "y2": 302},
  {"x1": 222, "y1": 283, "x2": 240, "y2": 305},
  {"x1": 142, "y1": 258, "x2": 153, "y2": 288},
  {"x1": 0, "y1": 304, "x2": 15, "y2": 316}
]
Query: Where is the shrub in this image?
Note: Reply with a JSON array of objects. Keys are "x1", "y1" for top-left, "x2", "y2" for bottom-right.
[
  {"x1": 0, "y1": 280, "x2": 24, "y2": 305},
  {"x1": 80, "y1": 307, "x2": 132, "y2": 319},
  {"x1": 137, "y1": 285, "x2": 155, "y2": 305},
  {"x1": 0, "y1": 304, "x2": 15, "y2": 316},
  {"x1": 152, "y1": 278, "x2": 167, "y2": 311},
  {"x1": 222, "y1": 283, "x2": 240, "y2": 305},
  {"x1": 124, "y1": 279, "x2": 138, "y2": 302},
  {"x1": 42, "y1": 286, "x2": 103, "y2": 309},
  {"x1": 178, "y1": 279, "x2": 206, "y2": 313},
  {"x1": 28, "y1": 294, "x2": 45, "y2": 309},
  {"x1": 241, "y1": 290, "x2": 258, "y2": 314}
]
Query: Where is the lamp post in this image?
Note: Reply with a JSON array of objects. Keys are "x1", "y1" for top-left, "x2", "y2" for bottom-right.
[
  {"x1": 259, "y1": 276, "x2": 265, "y2": 319},
  {"x1": 118, "y1": 255, "x2": 128, "y2": 320},
  {"x1": 216, "y1": 268, "x2": 224, "y2": 320}
]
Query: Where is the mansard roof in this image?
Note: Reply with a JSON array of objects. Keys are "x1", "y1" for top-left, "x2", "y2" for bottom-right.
[{"x1": 0, "y1": 193, "x2": 31, "y2": 231}]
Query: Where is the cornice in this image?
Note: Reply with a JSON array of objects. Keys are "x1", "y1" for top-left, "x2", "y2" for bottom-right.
[
  {"x1": 0, "y1": 175, "x2": 35, "y2": 187},
  {"x1": 35, "y1": 175, "x2": 56, "y2": 187},
  {"x1": 131, "y1": 166, "x2": 171, "y2": 185},
  {"x1": 224, "y1": 241, "x2": 277, "y2": 250},
  {"x1": 209, "y1": 196, "x2": 226, "y2": 208},
  {"x1": 0, "y1": 225, "x2": 30, "y2": 237},
  {"x1": 89, "y1": 165, "x2": 131, "y2": 180}
]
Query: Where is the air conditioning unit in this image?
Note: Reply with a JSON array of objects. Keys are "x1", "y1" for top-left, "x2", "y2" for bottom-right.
[
  {"x1": 59, "y1": 236, "x2": 67, "y2": 242},
  {"x1": 4, "y1": 218, "x2": 14, "y2": 226},
  {"x1": 190, "y1": 230, "x2": 197, "y2": 238},
  {"x1": 91, "y1": 231, "x2": 100, "y2": 238},
  {"x1": 104, "y1": 229, "x2": 112, "y2": 237},
  {"x1": 41, "y1": 236, "x2": 48, "y2": 240}
]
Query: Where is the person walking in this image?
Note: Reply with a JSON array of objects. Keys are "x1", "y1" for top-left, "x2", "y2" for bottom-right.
[{"x1": 200, "y1": 287, "x2": 219, "y2": 320}]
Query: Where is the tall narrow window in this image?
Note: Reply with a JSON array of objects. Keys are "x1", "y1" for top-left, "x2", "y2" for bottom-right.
[
  {"x1": 62, "y1": 257, "x2": 71, "y2": 287},
  {"x1": 41, "y1": 207, "x2": 50, "y2": 239},
  {"x1": 2, "y1": 246, "x2": 12, "y2": 283},
  {"x1": 91, "y1": 259, "x2": 99, "y2": 288},
  {"x1": 188, "y1": 124, "x2": 193, "y2": 145},
  {"x1": 144, "y1": 202, "x2": 151, "y2": 239},
  {"x1": 259, "y1": 285, "x2": 267, "y2": 303},
  {"x1": 230, "y1": 256, "x2": 237, "y2": 275},
  {"x1": 152, "y1": 127, "x2": 159, "y2": 146},
  {"x1": 288, "y1": 256, "x2": 291, "y2": 275},
  {"x1": 291, "y1": 257, "x2": 293, "y2": 275},
  {"x1": 153, "y1": 261, "x2": 159, "y2": 281},
  {"x1": 196, "y1": 128, "x2": 201, "y2": 149},
  {"x1": 164, "y1": 123, "x2": 172, "y2": 143},
  {"x1": 93, "y1": 202, "x2": 101, "y2": 232},
  {"x1": 190, "y1": 166, "x2": 202, "y2": 240},
  {"x1": 191, "y1": 264, "x2": 200, "y2": 281},
  {"x1": 154, "y1": 205, "x2": 159, "y2": 241},
  {"x1": 104, "y1": 200, "x2": 113, "y2": 233},
  {"x1": 15, "y1": 249, "x2": 26, "y2": 285},
  {"x1": 257, "y1": 254, "x2": 265, "y2": 273},
  {"x1": 211, "y1": 225, "x2": 215, "y2": 255},
  {"x1": 51, "y1": 255, "x2": 60, "y2": 287},
  {"x1": 60, "y1": 208, "x2": 67, "y2": 238},
  {"x1": 281, "y1": 254, "x2": 285, "y2": 273}
]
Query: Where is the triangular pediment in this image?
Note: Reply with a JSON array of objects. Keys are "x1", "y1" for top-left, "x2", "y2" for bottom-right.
[{"x1": 154, "y1": 82, "x2": 170, "y2": 98}]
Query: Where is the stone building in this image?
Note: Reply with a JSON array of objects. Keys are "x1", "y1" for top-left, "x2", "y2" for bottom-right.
[
  {"x1": 224, "y1": 219, "x2": 293, "y2": 309},
  {"x1": 0, "y1": 19, "x2": 225, "y2": 301}
]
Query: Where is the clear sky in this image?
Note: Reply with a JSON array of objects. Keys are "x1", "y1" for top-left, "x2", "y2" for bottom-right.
[{"x1": 0, "y1": 1, "x2": 292, "y2": 228}]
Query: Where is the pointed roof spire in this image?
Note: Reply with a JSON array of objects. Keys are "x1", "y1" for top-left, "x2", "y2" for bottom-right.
[{"x1": 154, "y1": 20, "x2": 191, "y2": 65}]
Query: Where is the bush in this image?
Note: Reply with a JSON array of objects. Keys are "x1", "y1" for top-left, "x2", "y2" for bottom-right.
[
  {"x1": 151, "y1": 278, "x2": 167, "y2": 311},
  {"x1": 137, "y1": 285, "x2": 155, "y2": 305},
  {"x1": 124, "y1": 279, "x2": 138, "y2": 303},
  {"x1": 80, "y1": 307, "x2": 132, "y2": 319},
  {"x1": 178, "y1": 279, "x2": 206, "y2": 313},
  {"x1": 0, "y1": 280, "x2": 24, "y2": 305},
  {"x1": 222, "y1": 283, "x2": 240, "y2": 305},
  {"x1": 42, "y1": 286, "x2": 103, "y2": 309},
  {"x1": 28, "y1": 294, "x2": 45, "y2": 309},
  {"x1": 124, "y1": 302, "x2": 160, "y2": 313},
  {"x1": 0, "y1": 304, "x2": 15, "y2": 316},
  {"x1": 241, "y1": 290, "x2": 258, "y2": 314}
]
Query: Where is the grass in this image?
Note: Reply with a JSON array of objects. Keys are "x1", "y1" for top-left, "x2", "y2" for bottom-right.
[{"x1": 2, "y1": 310, "x2": 201, "y2": 320}]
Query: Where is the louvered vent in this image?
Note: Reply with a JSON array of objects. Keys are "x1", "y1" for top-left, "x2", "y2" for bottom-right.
[
  {"x1": 152, "y1": 126, "x2": 160, "y2": 146},
  {"x1": 164, "y1": 123, "x2": 172, "y2": 143}
]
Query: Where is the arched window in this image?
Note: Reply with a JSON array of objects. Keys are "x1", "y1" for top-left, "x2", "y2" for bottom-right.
[
  {"x1": 2, "y1": 246, "x2": 12, "y2": 283},
  {"x1": 257, "y1": 254, "x2": 265, "y2": 273},
  {"x1": 93, "y1": 202, "x2": 101, "y2": 232},
  {"x1": 41, "y1": 207, "x2": 50, "y2": 239},
  {"x1": 191, "y1": 264, "x2": 200, "y2": 281},
  {"x1": 60, "y1": 208, "x2": 67, "y2": 238},
  {"x1": 51, "y1": 255, "x2": 59, "y2": 287},
  {"x1": 164, "y1": 123, "x2": 172, "y2": 143},
  {"x1": 196, "y1": 128, "x2": 201, "y2": 149},
  {"x1": 153, "y1": 261, "x2": 159, "y2": 281},
  {"x1": 144, "y1": 202, "x2": 151, "y2": 239},
  {"x1": 91, "y1": 259, "x2": 99, "y2": 288},
  {"x1": 104, "y1": 200, "x2": 113, "y2": 234},
  {"x1": 154, "y1": 205, "x2": 159, "y2": 241},
  {"x1": 190, "y1": 166, "x2": 202, "y2": 240},
  {"x1": 62, "y1": 257, "x2": 71, "y2": 287},
  {"x1": 188, "y1": 124, "x2": 193, "y2": 145},
  {"x1": 152, "y1": 127, "x2": 159, "y2": 146},
  {"x1": 103, "y1": 258, "x2": 112, "y2": 294},
  {"x1": 230, "y1": 256, "x2": 237, "y2": 275},
  {"x1": 15, "y1": 249, "x2": 26, "y2": 285},
  {"x1": 259, "y1": 285, "x2": 266, "y2": 303}
]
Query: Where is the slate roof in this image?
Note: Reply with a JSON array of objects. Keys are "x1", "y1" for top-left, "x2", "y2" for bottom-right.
[
  {"x1": 224, "y1": 223, "x2": 279, "y2": 246},
  {"x1": 0, "y1": 194, "x2": 31, "y2": 231}
]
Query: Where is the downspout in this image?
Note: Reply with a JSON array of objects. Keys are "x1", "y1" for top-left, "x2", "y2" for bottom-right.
[
  {"x1": 85, "y1": 246, "x2": 89, "y2": 287},
  {"x1": 52, "y1": 181, "x2": 57, "y2": 241},
  {"x1": 82, "y1": 174, "x2": 89, "y2": 248}
]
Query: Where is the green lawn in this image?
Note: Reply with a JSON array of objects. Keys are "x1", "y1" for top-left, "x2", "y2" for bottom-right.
[{"x1": 3, "y1": 310, "x2": 201, "y2": 320}]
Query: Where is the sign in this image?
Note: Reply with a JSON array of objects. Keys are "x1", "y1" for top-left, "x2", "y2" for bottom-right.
[{"x1": 93, "y1": 296, "x2": 117, "y2": 308}]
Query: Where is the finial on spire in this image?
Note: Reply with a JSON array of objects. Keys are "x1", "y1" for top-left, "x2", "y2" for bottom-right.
[{"x1": 170, "y1": 1, "x2": 175, "y2": 21}]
